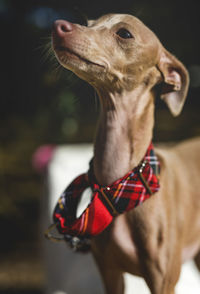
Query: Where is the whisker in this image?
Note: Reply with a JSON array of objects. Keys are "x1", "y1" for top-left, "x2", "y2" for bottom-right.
[{"x1": 37, "y1": 35, "x2": 79, "y2": 86}]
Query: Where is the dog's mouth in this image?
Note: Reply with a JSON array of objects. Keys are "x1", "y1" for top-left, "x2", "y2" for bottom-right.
[{"x1": 54, "y1": 46, "x2": 105, "y2": 69}]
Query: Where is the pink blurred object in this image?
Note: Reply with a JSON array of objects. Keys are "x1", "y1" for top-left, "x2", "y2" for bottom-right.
[{"x1": 32, "y1": 144, "x2": 56, "y2": 173}]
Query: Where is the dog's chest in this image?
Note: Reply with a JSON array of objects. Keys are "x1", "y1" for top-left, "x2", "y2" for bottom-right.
[{"x1": 111, "y1": 214, "x2": 141, "y2": 274}]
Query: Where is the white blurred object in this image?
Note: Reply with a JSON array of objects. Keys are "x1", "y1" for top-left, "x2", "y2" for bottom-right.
[
  {"x1": 124, "y1": 260, "x2": 200, "y2": 294},
  {"x1": 76, "y1": 187, "x2": 93, "y2": 218},
  {"x1": 44, "y1": 144, "x2": 200, "y2": 294},
  {"x1": 48, "y1": 144, "x2": 93, "y2": 218}
]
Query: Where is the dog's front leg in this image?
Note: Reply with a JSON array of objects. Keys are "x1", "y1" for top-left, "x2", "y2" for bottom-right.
[
  {"x1": 129, "y1": 205, "x2": 182, "y2": 294},
  {"x1": 99, "y1": 267, "x2": 124, "y2": 294},
  {"x1": 93, "y1": 255, "x2": 125, "y2": 294},
  {"x1": 137, "y1": 252, "x2": 181, "y2": 294},
  {"x1": 137, "y1": 241, "x2": 182, "y2": 294},
  {"x1": 93, "y1": 247, "x2": 180, "y2": 294}
]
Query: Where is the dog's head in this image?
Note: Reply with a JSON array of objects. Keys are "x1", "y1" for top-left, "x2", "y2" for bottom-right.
[{"x1": 52, "y1": 14, "x2": 189, "y2": 116}]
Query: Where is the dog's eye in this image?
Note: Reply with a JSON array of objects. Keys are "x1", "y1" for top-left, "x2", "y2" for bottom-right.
[{"x1": 116, "y1": 28, "x2": 133, "y2": 39}]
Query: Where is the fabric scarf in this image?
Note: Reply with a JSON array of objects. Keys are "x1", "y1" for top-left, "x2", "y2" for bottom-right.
[{"x1": 53, "y1": 143, "x2": 160, "y2": 238}]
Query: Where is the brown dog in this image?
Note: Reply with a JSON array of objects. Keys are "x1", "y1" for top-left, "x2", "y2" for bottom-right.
[{"x1": 52, "y1": 14, "x2": 200, "y2": 294}]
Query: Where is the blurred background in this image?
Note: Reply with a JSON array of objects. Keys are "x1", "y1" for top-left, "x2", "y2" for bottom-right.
[{"x1": 0, "y1": 0, "x2": 200, "y2": 293}]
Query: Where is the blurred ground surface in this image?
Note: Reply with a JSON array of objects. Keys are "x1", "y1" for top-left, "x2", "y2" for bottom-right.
[{"x1": 0, "y1": 244, "x2": 44, "y2": 293}]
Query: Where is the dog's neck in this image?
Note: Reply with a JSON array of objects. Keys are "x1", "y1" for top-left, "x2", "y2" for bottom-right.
[{"x1": 93, "y1": 86, "x2": 155, "y2": 186}]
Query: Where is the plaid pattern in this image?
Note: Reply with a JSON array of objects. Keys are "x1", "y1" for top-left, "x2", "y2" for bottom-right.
[{"x1": 53, "y1": 143, "x2": 160, "y2": 237}]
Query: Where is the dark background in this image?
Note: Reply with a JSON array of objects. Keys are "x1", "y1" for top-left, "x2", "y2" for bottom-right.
[{"x1": 0, "y1": 0, "x2": 200, "y2": 293}]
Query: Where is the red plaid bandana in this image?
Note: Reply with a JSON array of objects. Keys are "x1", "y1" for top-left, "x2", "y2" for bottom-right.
[{"x1": 53, "y1": 143, "x2": 160, "y2": 239}]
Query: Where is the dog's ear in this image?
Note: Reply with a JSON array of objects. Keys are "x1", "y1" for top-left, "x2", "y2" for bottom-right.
[{"x1": 157, "y1": 49, "x2": 189, "y2": 116}]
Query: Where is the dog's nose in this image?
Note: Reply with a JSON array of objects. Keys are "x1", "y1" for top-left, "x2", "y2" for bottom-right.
[{"x1": 53, "y1": 20, "x2": 73, "y2": 37}]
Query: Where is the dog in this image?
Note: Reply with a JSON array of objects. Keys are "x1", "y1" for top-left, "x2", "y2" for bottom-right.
[{"x1": 52, "y1": 13, "x2": 200, "y2": 294}]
